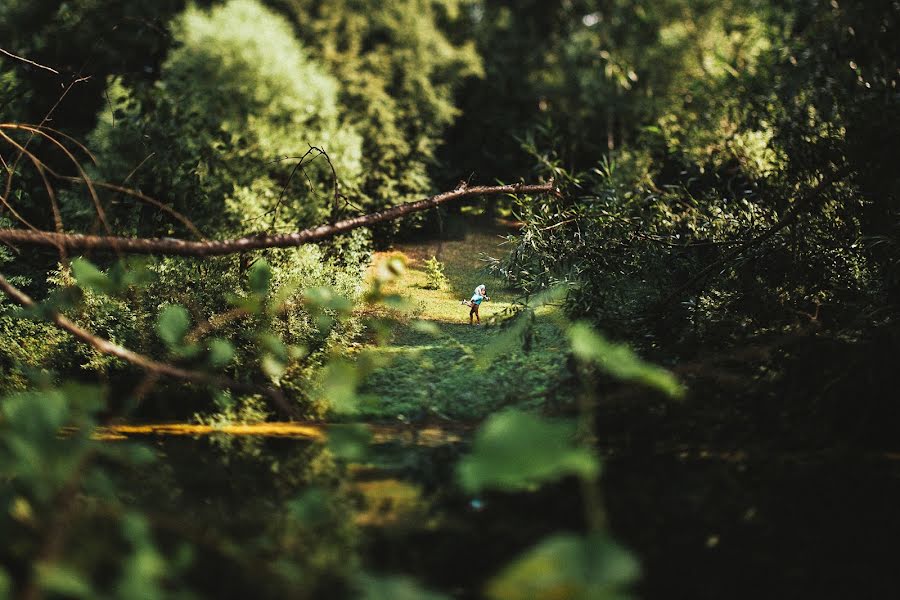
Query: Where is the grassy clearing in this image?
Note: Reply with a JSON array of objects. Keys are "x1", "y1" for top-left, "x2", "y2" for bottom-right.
[{"x1": 356, "y1": 222, "x2": 573, "y2": 421}]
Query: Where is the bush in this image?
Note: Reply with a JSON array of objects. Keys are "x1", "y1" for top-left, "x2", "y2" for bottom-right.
[{"x1": 422, "y1": 256, "x2": 448, "y2": 290}]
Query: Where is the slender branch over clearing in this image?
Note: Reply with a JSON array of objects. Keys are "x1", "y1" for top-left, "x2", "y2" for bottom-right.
[
  {"x1": 0, "y1": 182, "x2": 556, "y2": 256},
  {"x1": 0, "y1": 47, "x2": 61, "y2": 74}
]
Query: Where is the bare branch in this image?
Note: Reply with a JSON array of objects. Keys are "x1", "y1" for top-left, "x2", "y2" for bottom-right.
[
  {"x1": 0, "y1": 125, "x2": 205, "y2": 240},
  {"x1": 0, "y1": 47, "x2": 60, "y2": 74},
  {"x1": 0, "y1": 182, "x2": 556, "y2": 256}
]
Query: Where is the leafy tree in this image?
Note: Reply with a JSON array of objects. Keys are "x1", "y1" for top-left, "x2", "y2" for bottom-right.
[
  {"x1": 270, "y1": 0, "x2": 483, "y2": 211},
  {"x1": 87, "y1": 0, "x2": 364, "y2": 237}
]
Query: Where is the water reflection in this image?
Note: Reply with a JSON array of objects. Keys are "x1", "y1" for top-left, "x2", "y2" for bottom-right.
[{"x1": 102, "y1": 427, "x2": 900, "y2": 598}]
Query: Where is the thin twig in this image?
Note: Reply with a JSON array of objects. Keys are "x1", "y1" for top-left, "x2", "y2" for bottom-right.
[{"x1": 0, "y1": 47, "x2": 60, "y2": 74}]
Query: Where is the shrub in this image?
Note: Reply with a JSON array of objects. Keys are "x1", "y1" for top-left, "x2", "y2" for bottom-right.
[{"x1": 423, "y1": 256, "x2": 448, "y2": 290}]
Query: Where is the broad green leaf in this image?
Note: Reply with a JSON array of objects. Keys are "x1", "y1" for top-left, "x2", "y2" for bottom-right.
[
  {"x1": 71, "y1": 258, "x2": 113, "y2": 295},
  {"x1": 327, "y1": 424, "x2": 371, "y2": 461},
  {"x1": 288, "y1": 488, "x2": 330, "y2": 525},
  {"x1": 226, "y1": 292, "x2": 262, "y2": 314},
  {"x1": 457, "y1": 410, "x2": 599, "y2": 493},
  {"x1": 411, "y1": 320, "x2": 442, "y2": 336},
  {"x1": 258, "y1": 333, "x2": 288, "y2": 361},
  {"x1": 207, "y1": 338, "x2": 234, "y2": 368},
  {"x1": 0, "y1": 567, "x2": 10, "y2": 597},
  {"x1": 373, "y1": 256, "x2": 406, "y2": 283},
  {"x1": 261, "y1": 354, "x2": 286, "y2": 380},
  {"x1": 157, "y1": 305, "x2": 191, "y2": 347},
  {"x1": 317, "y1": 360, "x2": 359, "y2": 415},
  {"x1": 1, "y1": 389, "x2": 69, "y2": 437},
  {"x1": 303, "y1": 286, "x2": 353, "y2": 314},
  {"x1": 477, "y1": 312, "x2": 531, "y2": 368},
  {"x1": 248, "y1": 259, "x2": 272, "y2": 296},
  {"x1": 568, "y1": 323, "x2": 684, "y2": 398},
  {"x1": 108, "y1": 258, "x2": 154, "y2": 290},
  {"x1": 270, "y1": 279, "x2": 301, "y2": 313},
  {"x1": 36, "y1": 563, "x2": 93, "y2": 598},
  {"x1": 357, "y1": 573, "x2": 450, "y2": 600},
  {"x1": 486, "y1": 533, "x2": 640, "y2": 600},
  {"x1": 59, "y1": 383, "x2": 105, "y2": 414}
]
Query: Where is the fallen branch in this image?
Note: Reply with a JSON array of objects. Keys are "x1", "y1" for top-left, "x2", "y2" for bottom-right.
[{"x1": 0, "y1": 182, "x2": 555, "y2": 256}]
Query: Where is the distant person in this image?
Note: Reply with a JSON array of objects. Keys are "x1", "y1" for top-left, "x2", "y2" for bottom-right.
[{"x1": 461, "y1": 284, "x2": 489, "y2": 324}]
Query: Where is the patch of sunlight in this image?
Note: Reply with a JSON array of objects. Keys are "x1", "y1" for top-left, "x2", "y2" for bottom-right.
[
  {"x1": 98, "y1": 422, "x2": 326, "y2": 440},
  {"x1": 94, "y1": 422, "x2": 467, "y2": 445}
]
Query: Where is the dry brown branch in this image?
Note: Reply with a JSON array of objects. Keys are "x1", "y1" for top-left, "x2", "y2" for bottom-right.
[
  {"x1": 3, "y1": 124, "x2": 114, "y2": 241},
  {"x1": 59, "y1": 177, "x2": 207, "y2": 240},
  {"x1": 31, "y1": 124, "x2": 99, "y2": 165},
  {"x1": 1, "y1": 79, "x2": 91, "y2": 231},
  {"x1": 0, "y1": 182, "x2": 556, "y2": 256},
  {"x1": 0, "y1": 129, "x2": 67, "y2": 259},
  {"x1": 0, "y1": 125, "x2": 205, "y2": 239}
]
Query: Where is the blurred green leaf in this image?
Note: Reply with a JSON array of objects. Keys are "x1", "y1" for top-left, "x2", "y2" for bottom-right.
[
  {"x1": 457, "y1": 410, "x2": 599, "y2": 493},
  {"x1": 71, "y1": 258, "x2": 114, "y2": 295},
  {"x1": 568, "y1": 323, "x2": 684, "y2": 398},
  {"x1": 0, "y1": 567, "x2": 10, "y2": 597},
  {"x1": 157, "y1": 305, "x2": 191, "y2": 348},
  {"x1": 261, "y1": 354, "x2": 286, "y2": 380},
  {"x1": 227, "y1": 292, "x2": 262, "y2": 314},
  {"x1": 109, "y1": 258, "x2": 154, "y2": 290},
  {"x1": 248, "y1": 259, "x2": 272, "y2": 296},
  {"x1": 411, "y1": 320, "x2": 442, "y2": 336},
  {"x1": 288, "y1": 487, "x2": 331, "y2": 525},
  {"x1": 317, "y1": 360, "x2": 359, "y2": 415},
  {"x1": 486, "y1": 533, "x2": 639, "y2": 600},
  {"x1": 357, "y1": 573, "x2": 450, "y2": 600},
  {"x1": 36, "y1": 563, "x2": 93, "y2": 598},
  {"x1": 259, "y1": 333, "x2": 288, "y2": 361},
  {"x1": 207, "y1": 338, "x2": 235, "y2": 368},
  {"x1": 327, "y1": 424, "x2": 371, "y2": 461}
]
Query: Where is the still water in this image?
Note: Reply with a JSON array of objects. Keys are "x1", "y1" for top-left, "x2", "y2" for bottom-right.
[{"x1": 104, "y1": 424, "x2": 900, "y2": 599}]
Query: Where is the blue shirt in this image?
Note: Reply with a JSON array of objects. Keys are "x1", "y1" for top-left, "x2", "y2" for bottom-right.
[{"x1": 471, "y1": 293, "x2": 485, "y2": 305}]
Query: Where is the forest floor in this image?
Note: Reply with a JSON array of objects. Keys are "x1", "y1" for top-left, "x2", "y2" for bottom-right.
[{"x1": 355, "y1": 220, "x2": 572, "y2": 422}]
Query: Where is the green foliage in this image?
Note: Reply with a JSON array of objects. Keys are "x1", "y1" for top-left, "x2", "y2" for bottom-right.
[
  {"x1": 276, "y1": 0, "x2": 483, "y2": 210},
  {"x1": 457, "y1": 410, "x2": 599, "y2": 493},
  {"x1": 486, "y1": 533, "x2": 639, "y2": 600},
  {"x1": 195, "y1": 392, "x2": 271, "y2": 430},
  {"x1": 87, "y1": 0, "x2": 363, "y2": 236},
  {"x1": 568, "y1": 323, "x2": 683, "y2": 398}
]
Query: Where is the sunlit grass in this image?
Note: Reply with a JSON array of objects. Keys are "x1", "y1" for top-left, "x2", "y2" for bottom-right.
[
  {"x1": 358, "y1": 222, "x2": 572, "y2": 421},
  {"x1": 369, "y1": 227, "x2": 516, "y2": 325}
]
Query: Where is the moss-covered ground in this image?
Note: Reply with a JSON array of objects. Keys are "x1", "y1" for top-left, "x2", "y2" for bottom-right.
[{"x1": 356, "y1": 222, "x2": 573, "y2": 421}]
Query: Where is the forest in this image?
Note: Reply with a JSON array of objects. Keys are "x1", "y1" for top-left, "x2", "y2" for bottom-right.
[{"x1": 0, "y1": 0, "x2": 898, "y2": 598}]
